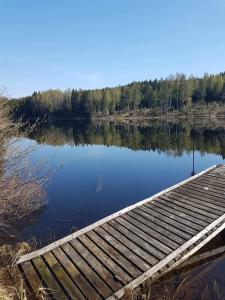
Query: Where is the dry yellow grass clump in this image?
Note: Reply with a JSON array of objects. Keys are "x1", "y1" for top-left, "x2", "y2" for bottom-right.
[{"x1": 0, "y1": 242, "x2": 30, "y2": 300}]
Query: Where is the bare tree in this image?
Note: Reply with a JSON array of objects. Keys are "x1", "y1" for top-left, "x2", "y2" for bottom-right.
[{"x1": 0, "y1": 90, "x2": 49, "y2": 235}]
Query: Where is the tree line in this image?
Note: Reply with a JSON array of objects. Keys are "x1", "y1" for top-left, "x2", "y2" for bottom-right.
[{"x1": 10, "y1": 72, "x2": 225, "y2": 119}]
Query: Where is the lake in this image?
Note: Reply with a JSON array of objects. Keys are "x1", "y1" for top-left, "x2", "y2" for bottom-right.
[{"x1": 17, "y1": 119, "x2": 225, "y2": 245}]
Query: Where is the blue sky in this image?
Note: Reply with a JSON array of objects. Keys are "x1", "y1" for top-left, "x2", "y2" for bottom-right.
[{"x1": 0, "y1": 0, "x2": 225, "y2": 97}]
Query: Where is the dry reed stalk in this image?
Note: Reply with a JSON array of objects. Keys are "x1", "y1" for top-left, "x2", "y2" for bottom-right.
[
  {"x1": 0, "y1": 97, "x2": 51, "y2": 233},
  {"x1": 0, "y1": 90, "x2": 50, "y2": 299}
]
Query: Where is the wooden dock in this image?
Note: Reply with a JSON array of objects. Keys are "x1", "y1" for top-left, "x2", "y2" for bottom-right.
[{"x1": 17, "y1": 164, "x2": 225, "y2": 299}]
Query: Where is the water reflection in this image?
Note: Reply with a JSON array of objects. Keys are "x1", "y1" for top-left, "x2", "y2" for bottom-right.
[{"x1": 31, "y1": 119, "x2": 225, "y2": 158}]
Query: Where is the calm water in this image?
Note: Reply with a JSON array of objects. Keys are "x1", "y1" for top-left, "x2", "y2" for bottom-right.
[{"x1": 17, "y1": 119, "x2": 225, "y2": 245}]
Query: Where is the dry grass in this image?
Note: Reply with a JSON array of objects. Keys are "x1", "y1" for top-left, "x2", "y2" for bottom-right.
[
  {"x1": 0, "y1": 242, "x2": 49, "y2": 300},
  {"x1": 0, "y1": 242, "x2": 29, "y2": 300}
]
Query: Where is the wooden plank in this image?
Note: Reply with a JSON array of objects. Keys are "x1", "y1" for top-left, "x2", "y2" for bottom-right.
[
  {"x1": 209, "y1": 168, "x2": 225, "y2": 176},
  {"x1": 78, "y1": 234, "x2": 132, "y2": 285},
  {"x1": 172, "y1": 190, "x2": 225, "y2": 212},
  {"x1": 196, "y1": 178, "x2": 225, "y2": 193},
  {"x1": 160, "y1": 195, "x2": 215, "y2": 222},
  {"x1": 205, "y1": 173, "x2": 225, "y2": 184},
  {"x1": 155, "y1": 198, "x2": 208, "y2": 228},
  {"x1": 86, "y1": 231, "x2": 141, "y2": 278},
  {"x1": 19, "y1": 261, "x2": 43, "y2": 297},
  {"x1": 128, "y1": 210, "x2": 188, "y2": 243},
  {"x1": 212, "y1": 172, "x2": 225, "y2": 178},
  {"x1": 176, "y1": 185, "x2": 225, "y2": 208},
  {"x1": 17, "y1": 165, "x2": 217, "y2": 265},
  {"x1": 43, "y1": 251, "x2": 86, "y2": 300},
  {"x1": 95, "y1": 227, "x2": 150, "y2": 272},
  {"x1": 187, "y1": 181, "x2": 225, "y2": 198},
  {"x1": 62, "y1": 242, "x2": 111, "y2": 298},
  {"x1": 102, "y1": 222, "x2": 157, "y2": 266},
  {"x1": 149, "y1": 201, "x2": 203, "y2": 231},
  {"x1": 70, "y1": 238, "x2": 122, "y2": 292},
  {"x1": 192, "y1": 176, "x2": 225, "y2": 190},
  {"x1": 205, "y1": 175, "x2": 225, "y2": 186},
  {"x1": 165, "y1": 193, "x2": 220, "y2": 220},
  {"x1": 32, "y1": 256, "x2": 67, "y2": 300},
  {"x1": 194, "y1": 177, "x2": 225, "y2": 191},
  {"x1": 52, "y1": 246, "x2": 100, "y2": 299},
  {"x1": 179, "y1": 183, "x2": 225, "y2": 202},
  {"x1": 176, "y1": 245, "x2": 225, "y2": 270},
  {"x1": 139, "y1": 205, "x2": 196, "y2": 236},
  {"x1": 109, "y1": 219, "x2": 163, "y2": 261},
  {"x1": 107, "y1": 213, "x2": 225, "y2": 299},
  {"x1": 115, "y1": 217, "x2": 169, "y2": 257},
  {"x1": 174, "y1": 190, "x2": 225, "y2": 216},
  {"x1": 168, "y1": 191, "x2": 222, "y2": 216},
  {"x1": 122, "y1": 214, "x2": 179, "y2": 250},
  {"x1": 157, "y1": 195, "x2": 211, "y2": 227}
]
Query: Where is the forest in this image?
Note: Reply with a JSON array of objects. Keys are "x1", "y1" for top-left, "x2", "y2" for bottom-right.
[{"x1": 9, "y1": 72, "x2": 225, "y2": 119}]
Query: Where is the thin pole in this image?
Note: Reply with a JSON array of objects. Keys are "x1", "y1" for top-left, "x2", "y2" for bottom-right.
[{"x1": 191, "y1": 102, "x2": 196, "y2": 176}]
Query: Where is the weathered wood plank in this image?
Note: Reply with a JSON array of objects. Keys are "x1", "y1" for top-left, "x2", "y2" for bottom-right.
[
  {"x1": 102, "y1": 223, "x2": 156, "y2": 266},
  {"x1": 129, "y1": 210, "x2": 189, "y2": 242},
  {"x1": 169, "y1": 191, "x2": 222, "y2": 216},
  {"x1": 86, "y1": 231, "x2": 141, "y2": 278},
  {"x1": 107, "y1": 213, "x2": 225, "y2": 300},
  {"x1": 205, "y1": 173, "x2": 225, "y2": 183},
  {"x1": 172, "y1": 190, "x2": 225, "y2": 212},
  {"x1": 62, "y1": 242, "x2": 111, "y2": 298},
  {"x1": 187, "y1": 181, "x2": 225, "y2": 198},
  {"x1": 52, "y1": 246, "x2": 100, "y2": 299},
  {"x1": 149, "y1": 201, "x2": 203, "y2": 231},
  {"x1": 176, "y1": 245, "x2": 225, "y2": 270},
  {"x1": 115, "y1": 217, "x2": 169, "y2": 257},
  {"x1": 179, "y1": 183, "x2": 225, "y2": 202},
  {"x1": 155, "y1": 198, "x2": 208, "y2": 227},
  {"x1": 70, "y1": 238, "x2": 122, "y2": 292},
  {"x1": 160, "y1": 195, "x2": 215, "y2": 222},
  {"x1": 157, "y1": 196, "x2": 208, "y2": 227},
  {"x1": 32, "y1": 256, "x2": 68, "y2": 300},
  {"x1": 122, "y1": 214, "x2": 179, "y2": 250},
  {"x1": 95, "y1": 227, "x2": 150, "y2": 272},
  {"x1": 19, "y1": 261, "x2": 43, "y2": 297},
  {"x1": 165, "y1": 193, "x2": 220, "y2": 219},
  {"x1": 139, "y1": 205, "x2": 196, "y2": 236},
  {"x1": 109, "y1": 219, "x2": 162, "y2": 261},
  {"x1": 43, "y1": 251, "x2": 86, "y2": 300},
  {"x1": 78, "y1": 234, "x2": 132, "y2": 285},
  {"x1": 195, "y1": 177, "x2": 225, "y2": 191}
]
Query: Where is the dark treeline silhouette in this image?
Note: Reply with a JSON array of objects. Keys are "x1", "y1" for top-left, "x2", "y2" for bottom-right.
[
  {"x1": 30, "y1": 120, "x2": 225, "y2": 159},
  {"x1": 10, "y1": 72, "x2": 225, "y2": 119}
]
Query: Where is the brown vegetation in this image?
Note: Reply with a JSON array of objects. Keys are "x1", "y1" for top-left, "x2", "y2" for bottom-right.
[
  {"x1": 0, "y1": 92, "x2": 49, "y2": 299},
  {"x1": 0, "y1": 101, "x2": 48, "y2": 233}
]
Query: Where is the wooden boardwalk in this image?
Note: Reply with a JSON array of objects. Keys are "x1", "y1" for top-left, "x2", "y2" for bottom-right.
[{"x1": 17, "y1": 164, "x2": 225, "y2": 299}]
